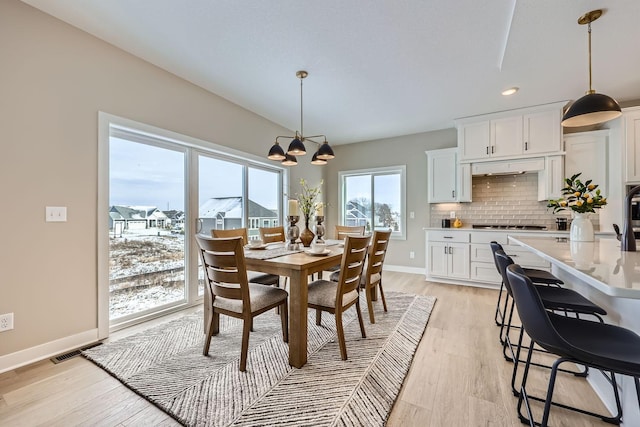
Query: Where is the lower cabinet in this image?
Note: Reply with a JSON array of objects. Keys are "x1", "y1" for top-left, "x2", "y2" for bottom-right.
[
  {"x1": 426, "y1": 229, "x2": 551, "y2": 286},
  {"x1": 427, "y1": 241, "x2": 470, "y2": 279}
]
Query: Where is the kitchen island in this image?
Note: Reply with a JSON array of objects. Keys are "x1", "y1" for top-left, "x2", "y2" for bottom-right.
[{"x1": 509, "y1": 236, "x2": 640, "y2": 425}]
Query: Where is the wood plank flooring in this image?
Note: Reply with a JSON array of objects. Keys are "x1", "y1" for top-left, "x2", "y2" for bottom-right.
[{"x1": 0, "y1": 272, "x2": 612, "y2": 426}]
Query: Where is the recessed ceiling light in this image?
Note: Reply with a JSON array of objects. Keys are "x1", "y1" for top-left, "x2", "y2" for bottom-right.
[{"x1": 501, "y1": 87, "x2": 519, "y2": 96}]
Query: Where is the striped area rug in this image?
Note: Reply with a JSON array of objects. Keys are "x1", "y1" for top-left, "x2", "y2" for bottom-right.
[{"x1": 83, "y1": 292, "x2": 436, "y2": 426}]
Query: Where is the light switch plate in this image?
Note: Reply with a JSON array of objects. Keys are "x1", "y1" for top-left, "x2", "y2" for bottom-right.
[
  {"x1": 46, "y1": 206, "x2": 67, "y2": 222},
  {"x1": 450, "y1": 211, "x2": 456, "y2": 218}
]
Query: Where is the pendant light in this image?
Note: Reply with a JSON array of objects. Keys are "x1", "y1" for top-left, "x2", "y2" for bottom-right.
[
  {"x1": 267, "y1": 70, "x2": 335, "y2": 165},
  {"x1": 561, "y1": 9, "x2": 621, "y2": 127}
]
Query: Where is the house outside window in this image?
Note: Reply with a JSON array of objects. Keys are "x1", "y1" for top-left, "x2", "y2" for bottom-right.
[{"x1": 338, "y1": 165, "x2": 406, "y2": 240}]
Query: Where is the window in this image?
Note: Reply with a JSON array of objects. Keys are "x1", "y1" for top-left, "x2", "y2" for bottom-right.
[
  {"x1": 338, "y1": 166, "x2": 406, "y2": 239},
  {"x1": 99, "y1": 112, "x2": 285, "y2": 335}
]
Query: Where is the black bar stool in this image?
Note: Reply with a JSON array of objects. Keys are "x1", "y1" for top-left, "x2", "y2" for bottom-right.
[{"x1": 506, "y1": 264, "x2": 640, "y2": 427}]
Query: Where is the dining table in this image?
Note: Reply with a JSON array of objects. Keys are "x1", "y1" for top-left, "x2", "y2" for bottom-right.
[{"x1": 244, "y1": 241, "x2": 343, "y2": 368}]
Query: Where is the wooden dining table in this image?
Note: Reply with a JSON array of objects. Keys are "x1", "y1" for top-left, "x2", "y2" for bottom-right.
[{"x1": 244, "y1": 243, "x2": 343, "y2": 368}]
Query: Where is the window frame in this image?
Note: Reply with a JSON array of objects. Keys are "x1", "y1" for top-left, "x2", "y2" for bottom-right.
[{"x1": 338, "y1": 165, "x2": 406, "y2": 240}]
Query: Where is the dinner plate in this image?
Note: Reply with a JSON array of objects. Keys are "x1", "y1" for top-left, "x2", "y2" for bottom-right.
[{"x1": 305, "y1": 249, "x2": 331, "y2": 256}]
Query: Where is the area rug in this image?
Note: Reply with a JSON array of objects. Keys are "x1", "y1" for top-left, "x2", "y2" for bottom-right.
[{"x1": 83, "y1": 292, "x2": 436, "y2": 426}]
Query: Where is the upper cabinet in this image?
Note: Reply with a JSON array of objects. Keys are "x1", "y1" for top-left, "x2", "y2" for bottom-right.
[
  {"x1": 564, "y1": 130, "x2": 608, "y2": 196},
  {"x1": 624, "y1": 107, "x2": 640, "y2": 183},
  {"x1": 457, "y1": 102, "x2": 565, "y2": 162},
  {"x1": 426, "y1": 148, "x2": 471, "y2": 203}
]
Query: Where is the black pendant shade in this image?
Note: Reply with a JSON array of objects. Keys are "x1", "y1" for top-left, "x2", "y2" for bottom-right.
[
  {"x1": 267, "y1": 141, "x2": 286, "y2": 160},
  {"x1": 287, "y1": 137, "x2": 306, "y2": 156},
  {"x1": 316, "y1": 141, "x2": 335, "y2": 160},
  {"x1": 281, "y1": 154, "x2": 297, "y2": 166},
  {"x1": 311, "y1": 151, "x2": 327, "y2": 165},
  {"x1": 561, "y1": 92, "x2": 622, "y2": 127}
]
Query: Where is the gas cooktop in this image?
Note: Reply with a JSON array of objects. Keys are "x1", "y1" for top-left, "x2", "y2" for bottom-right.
[{"x1": 472, "y1": 224, "x2": 547, "y2": 230}]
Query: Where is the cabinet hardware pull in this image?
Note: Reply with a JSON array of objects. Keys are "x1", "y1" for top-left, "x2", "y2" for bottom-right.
[
  {"x1": 491, "y1": 146, "x2": 495, "y2": 154},
  {"x1": 525, "y1": 141, "x2": 528, "y2": 151},
  {"x1": 444, "y1": 246, "x2": 447, "y2": 254},
  {"x1": 443, "y1": 236, "x2": 453, "y2": 239},
  {"x1": 448, "y1": 247, "x2": 453, "y2": 254},
  {"x1": 486, "y1": 146, "x2": 489, "y2": 155},
  {"x1": 452, "y1": 190, "x2": 455, "y2": 198}
]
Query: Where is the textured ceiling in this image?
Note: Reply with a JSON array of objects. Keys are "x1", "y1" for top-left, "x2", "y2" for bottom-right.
[{"x1": 21, "y1": 0, "x2": 640, "y2": 144}]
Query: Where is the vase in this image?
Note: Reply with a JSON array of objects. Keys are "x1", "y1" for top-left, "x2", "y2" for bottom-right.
[
  {"x1": 299, "y1": 217, "x2": 315, "y2": 247},
  {"x1": 570, "y1": 212, "x2": 594, "y2": 242}
]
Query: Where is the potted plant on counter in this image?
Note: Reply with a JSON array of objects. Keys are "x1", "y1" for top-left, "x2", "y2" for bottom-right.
[{"x1": 547, "y1": 173, "x2": 607, "y2": 241}]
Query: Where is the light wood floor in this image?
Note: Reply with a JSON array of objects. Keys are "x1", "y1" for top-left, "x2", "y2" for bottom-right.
[{"x1": 0, "y1": 272, "x2": 612, "y2": 426}]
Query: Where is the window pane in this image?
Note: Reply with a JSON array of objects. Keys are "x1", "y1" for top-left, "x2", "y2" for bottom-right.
[
  {"x1": 374, "y1": 173, "x2": 401, "y2": 232},
  {"x1": 248, "y1": 167, "x2": 280, "y2": 241},
  {"x1": 344, "y1": 175, "x2": 372, "y2": 231},
  {"x1": 109, "y1": 137, "x2": 186, "y2": 321},
  {"x1": 198, "y1": 156, "x2": 243, "y2": 236}
]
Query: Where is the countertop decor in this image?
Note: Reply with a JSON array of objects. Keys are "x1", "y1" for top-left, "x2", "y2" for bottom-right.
[
  {"x1": 547, "y1": 173, "x2": 607, "y2": 242},
  {"x1": 296, "y1": 178, "x2": 323, "y2": 246}
]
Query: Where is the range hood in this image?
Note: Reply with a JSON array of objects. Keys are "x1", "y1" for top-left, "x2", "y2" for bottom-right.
[{"x1": 471, "y1": 157, "x2": 545, "y2": 176}]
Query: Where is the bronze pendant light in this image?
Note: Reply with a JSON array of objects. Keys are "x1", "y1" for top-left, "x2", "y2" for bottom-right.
[
  {"x1": 561, "y1": 9, "x2": 621, "y2": 127},
  {"x1": 267, "y1": 70, "x2": 335, "y2": 165}
]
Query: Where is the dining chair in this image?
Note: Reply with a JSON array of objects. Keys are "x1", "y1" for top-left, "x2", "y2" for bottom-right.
[
  {"x1": 506, "y1": 264, "x2": 640, "y2": 426},
  {"x1": 307, "y1": 235, "x2": 370, "y2": 360},
  {"x1": 329, "y1": 229, "x2": 392, "y2": 323},
  {"x1": 211, "y1": 228, "x2": 280, "y2": 287},
  {"x1": 334, "y1": 225, "x2": 365, "y2": 240},
  {"x1": 259, "y1": 226, "x2": 286, "y2": 244},
  {"x1": 196, "y1": 235, "x2": 288, "y2": 372}
]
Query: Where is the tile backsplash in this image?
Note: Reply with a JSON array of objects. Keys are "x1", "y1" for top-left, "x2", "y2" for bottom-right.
[{"x1": 430, "y1": 173, "x2": 599, "y2": 230}]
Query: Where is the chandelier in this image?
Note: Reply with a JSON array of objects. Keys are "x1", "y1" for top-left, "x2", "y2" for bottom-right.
[
  {"x1": 561, "y1": 9, "x2": 621, "y2": 127},
  {"x1": 267, "y1": 70, "x2": 335, "y2": 166}
]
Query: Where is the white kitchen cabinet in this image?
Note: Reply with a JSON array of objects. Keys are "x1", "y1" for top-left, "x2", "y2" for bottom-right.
[
  {"x1": 523, "y1": 109, "x2": 562, "y2": 154},
  {"x1": 537, "y1": 155, "x2": 564, "y2": 201},
  {"x1": 491, "y1": 116, "x2": 523, "y2": 158},
  {"x1": 426, "y1": 231, "x2": 470, "y2": 280},
  {"x1": 426, "y1": 148, "x2": 471, "y2": 203},
  {"x1": 457, "y1": 102, "x2": 565, "y2": 162},
  {"x1": 624, "y1": 107, "x2": 640, "y2": 183},
  {"x1": 564, "y1": 130, "x2": 608, "y2": 195},
  {"x1": 427, "y1": 241, "x2": 470, "y2": 279}
]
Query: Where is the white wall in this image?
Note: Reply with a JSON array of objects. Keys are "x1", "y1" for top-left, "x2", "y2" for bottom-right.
[{"x1": 0, "y1": 0, "x2": 319, "y2": 367}]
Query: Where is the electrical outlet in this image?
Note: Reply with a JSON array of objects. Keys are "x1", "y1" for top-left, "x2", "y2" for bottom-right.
[
  {"x1": 0, "y1": 313, "x2": 14, "y2": 332},
  {"x1": 450, "y1": 211, "x2": 456, "y2": 218},
  {"x1": 409, "y1": 251, "x2": 415, "y2": 259}
]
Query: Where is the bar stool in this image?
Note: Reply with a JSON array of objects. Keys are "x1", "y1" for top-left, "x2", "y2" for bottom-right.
[
  {"x1": 495, "y1": 250, "x2": 607, "y2": 396},
  {"x1": 490, "y1": 241, "x2": 564, "y2": 345},
  {"x1": 507, "y1": 264, "x2": 640, "y2": 426}
]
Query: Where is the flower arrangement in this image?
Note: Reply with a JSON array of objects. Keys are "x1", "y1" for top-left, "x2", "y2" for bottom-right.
[
  {"x1": 547, "y1": 173, "x2": 607, "y2": 214},
  {"x1": 297, "y1": 179, "x2": 323, "y2": 219}
]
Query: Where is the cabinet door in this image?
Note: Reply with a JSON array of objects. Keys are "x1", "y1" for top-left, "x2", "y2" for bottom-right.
[
  {"x1": 459, "y1": 121, "x2": 490, "y2": 161},
  {"x1": 427, "y1": 241, "x2": 449, "y2": 277},
  {"x1": 537, "y1": 155, "x2": 564, "y2": 201},
  {"x1": 523, "y1": 109, "x2": 561, "y2": 154},
  {"x1": 625, "y1": 109, "x2": 640, "y2": 182},
  {"x1": 457, "y1": 163, "x2": 472, "y2": 202},
  {"x1": 447, "y1": 243, "x2": 470, "y2": 279},
  {"x1": 427, "y1": 149, "x2": 456, "y2": 202},
  {"x1": 565, "y1": 131, "x2": 608, "y2": 195},
  {"x1": 491, "y1": 116, "x2": 523, "y2": 158}
]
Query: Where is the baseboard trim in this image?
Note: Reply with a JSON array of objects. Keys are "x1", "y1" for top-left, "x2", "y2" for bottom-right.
[
  {"x1": 0, "y1": 329, "x2": 100, "y2": 374},
  {"x1": 383, "y1": 265, "x2": 425, "y2": 275}
]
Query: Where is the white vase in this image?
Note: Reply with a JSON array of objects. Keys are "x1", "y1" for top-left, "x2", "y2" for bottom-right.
[{"x1": 570, "y1": 212, "x2": 594, "y2": 242}]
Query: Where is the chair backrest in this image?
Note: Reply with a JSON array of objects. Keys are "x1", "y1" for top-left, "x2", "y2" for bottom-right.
[
  {"x1": 489, "y1": 241, "x2": 504, "y2": 271},
  {"x1": 505, "y1": 264, "x2": 572, "y2": 355},
  {"x1": 335, "y1": 225, "x2": 365, "y2": 240},
  {"x1": 335, "y1": 235, "x2": 370, "y2": 302},
  {"x1": 195, "y1": 235, "x2": 250, "y2": 309},
  {"x1": 494, "y1": 250, "x2": 516, "y2": 297},
  {"x1": 211, "y1": 228, "x2": 248, "y2": 245},
  {"x1": 364, "y1": 229, "x2": 392, "y2": 285},
  {"x1": 259, "y1": 226, "x2": 286, "y2": 243}
]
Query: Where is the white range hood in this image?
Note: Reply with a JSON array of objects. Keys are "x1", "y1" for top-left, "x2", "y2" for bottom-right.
[{"x1": 471, "y1": 157, "x2": 545, "y2": 176}]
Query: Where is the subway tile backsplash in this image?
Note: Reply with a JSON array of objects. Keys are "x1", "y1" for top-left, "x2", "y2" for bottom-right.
[{"x1": 430, "y1": 173, "x2": 599, "y2": 230}]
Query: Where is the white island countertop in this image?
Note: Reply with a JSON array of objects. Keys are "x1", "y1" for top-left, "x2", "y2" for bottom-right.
[{"x1": 509, "y1": 236, "x2": 640, "y2": 299}]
